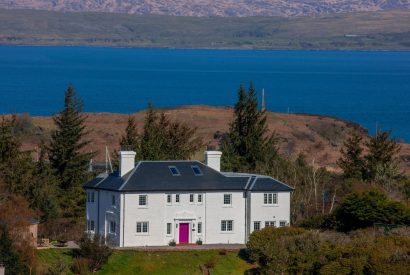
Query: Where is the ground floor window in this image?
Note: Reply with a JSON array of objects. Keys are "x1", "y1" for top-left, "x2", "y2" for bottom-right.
[
  {"x1": 198, "y1": 222, "x2": 202, "y2": 234},
  {"x1": 279, "y1": 221, "x2": 287, "y2": 227},
  {"x1": 109, "y1": 221, "x2": 116, "y2": 234},
  {"x1": 136, "y1": 222, "x2": 149, "y2": 233},
  {"x1": 265, "y1": 221, "x2": 275, "y2": 227},
  {"x1": 221, "y1": 220, "x2": 233, "y2": 232},
  {"x1": 87, "y1": 219, "x2": 95, "y2": 231},
  {"x1": 166, "y1": 223, "x2": 172, "y2": 235},
  {"x1": 254, "y1": 221, "x2": 261, "y2": 231}
]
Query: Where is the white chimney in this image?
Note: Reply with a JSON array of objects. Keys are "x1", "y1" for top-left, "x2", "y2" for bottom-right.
[
  {"x1": 119, "y1": 151, "x2": 136, "y2": 177},
  {"x1": 204, "y1": 151, "x2": 222, "y2": 172}
]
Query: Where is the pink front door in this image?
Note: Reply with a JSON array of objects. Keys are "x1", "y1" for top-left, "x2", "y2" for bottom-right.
[{"x1": 179, "y1": 223, "x2": 189, "y2": 243}]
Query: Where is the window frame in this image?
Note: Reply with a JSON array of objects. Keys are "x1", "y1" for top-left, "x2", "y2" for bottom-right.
[
  {"x1": 254, "y1": 221, "x2": 261, "y2": 231},
  {"x1": 138, "y1": 195, "x2": 148, "y2": 207},
  {"x1": 279, "y1": 221, "x2": 287, "y2": 227},
  {"x1": 175, "y1": 194, "x2": 180, "y2": 204},
  {"x1": 166, "y1": 223, "x2": 172, "y2": 235},
  {"x1": 109, "y1": 221, "x2": 116, "y2": 234},
  {"x1": 168, "y1": 166, "x2": 181, "y2": 176},
  {"x1": 111, "y1": 195, "x2": 116, "y2": 206},
  {"x1": 197, "y1": 194, "x2": 203, "y2": 204},
  {"x1": 166, "y1": 194, "x2": 172, "y2": 204},
  {"x1": 189, "y1": 194, "x2": 194, "y2": 203},
  {"x1": 221, "y1": 220, "x2": 234, "y2": 232},
  {"x1": 265, "y1": 221, "x2": 276, "y2": 227},
  {"x1": 223, "y1": 194, "x2": 232, "y2": 206},
  {"x1": 263, "y1": 193, "x2": 278, "y2": 206},
  {"x1": 136, "y1": 221, "x2": 149, "y2": 234},
  {"x1": 197, "y1": 222, "x2": 202, "y2": 235},
  {"x1": 191, "y1": 165, "x2": 203, "y2": 176}
]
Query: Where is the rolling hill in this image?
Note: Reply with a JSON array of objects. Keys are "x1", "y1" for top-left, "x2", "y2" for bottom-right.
[{"x1": 1, "y1": 0, "x2": 410, "y2": 17}]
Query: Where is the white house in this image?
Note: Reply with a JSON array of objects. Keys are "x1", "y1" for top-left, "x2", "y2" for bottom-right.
[{"x1": 84, "y1": 151, "x2": 293, "y2": 247}]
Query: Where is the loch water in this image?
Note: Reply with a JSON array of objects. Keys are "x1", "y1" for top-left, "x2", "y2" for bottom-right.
[{"x1": 0, "y1": 46, "x2": 409, "y2": 141}]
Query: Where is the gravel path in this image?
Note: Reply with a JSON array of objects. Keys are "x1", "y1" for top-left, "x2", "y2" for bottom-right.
[{"x1": 117, "y1": 244, "x2": 246, "y2": 251}]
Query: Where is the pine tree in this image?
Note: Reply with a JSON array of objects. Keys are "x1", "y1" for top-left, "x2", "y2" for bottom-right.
[
  {"x1": 119, "y1": 116, "x2": 139, "y2": 152},
  {"x1": 364, "y1": 129, "x2": 402, "y2": 182},
  {"x1": 137, "y1": 104, "x2": 202, "y2": 160},
  {"x1": 221, "y1": 82, "x2": 278, "y2": 172},
  {"x1": 337, "y1": 130, "x2": 365, "y2": 180},
  {"x1": 49, "y1": 85, "x2": 94, "y2": 191},
  {"x1": 0, "y1": 231, "x2": 26, "y2": 275},
  {"x1": 48, "y1": 85, "x2": 94, "y2": 218}
]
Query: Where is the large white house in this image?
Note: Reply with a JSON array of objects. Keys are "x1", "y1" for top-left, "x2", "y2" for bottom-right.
[{"x1": 84, "y1": 151, "x2": 293, "y2": 247}]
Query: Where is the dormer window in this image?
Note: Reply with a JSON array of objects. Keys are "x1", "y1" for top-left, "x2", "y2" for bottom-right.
[
  {"x1": 191, "y1": 165, "x2": 203, "y2": 176},
  {"x1": 168, "y1": 166, "x2": 180, "y2": 176}
]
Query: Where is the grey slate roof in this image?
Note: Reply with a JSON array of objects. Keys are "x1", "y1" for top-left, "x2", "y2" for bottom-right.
[{"x1": 83, "y1": 160, "x2": 293, "y2": 192}]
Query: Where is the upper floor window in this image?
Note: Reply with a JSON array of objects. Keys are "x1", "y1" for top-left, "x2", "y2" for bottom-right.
[
  {"x1": 189, "y1": 194, "x2": 194, "y2": 203},
  {"x1": 110, "y1": 221, "x2": 116, "y2": 234},
  {"x1": 264, "y1": 193, "x2": 278, "y2": 205},
  {"x1": 139, "y1": 195, "x2": 147, "y2": 206},
  {"x1": 221, "y1": 220, "x2": 233, "y2": 232},
  {"x1": 136, "y1": 222, "x2": 149, "y2": 234},
  {"x1": 191, "y1": 165, "x2": 203, "y2": 176},
  {"x1": 169, "y1": 166, "x2": 181, "y2": 176},
  {"x1": 197, "y1": 194, "x2": 203, "y2": 203},
  {"x1": 254, "y1": 221, "x2": 261, "y2": 231},
  {"x1": 223, "y1": 194, "x2": 232, "y2": 205},
  {"x1": 166, "y1": 194, "x2": 172, "y2": 204},
  {"x1": 111, "y1": 195, "x2": 116, "y2": 206},
  {"x1": 87, "y1": 191, "x2": 95, "y2": 203},
  {"x1": 265, "y1": 221, "x2": 275, "y2": 227},
  {"x1": 175, "y1": 194, "x2": 180, "y2": 203}
]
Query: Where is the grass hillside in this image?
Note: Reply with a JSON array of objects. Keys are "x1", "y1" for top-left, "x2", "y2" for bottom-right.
[
  {"x1": 37, "y1": 249, "x2": 253, "y2": 274},
  {"x1": 0, "y1": 9, "x2": 410, "y2": 49},
  {"x1": 13, "y1": 105, "x2": 410, "y2": 174}
]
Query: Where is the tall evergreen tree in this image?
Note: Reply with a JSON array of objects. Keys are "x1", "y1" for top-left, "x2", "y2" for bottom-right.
[
  {"x1": 119, "y1": 116, "x2": 139, "y2": 152},
  {"x1": 48, "y1": 85, "x2": 94, "y2": 218},
  {"x1": 337, "y1": 130, "x2": 365, "y2": 180},
  {"x1": 364, "y1": 129, "x2": 402, "y2": 182},
  {"x1": 221, "y1": 82, "x2": 278, "y2": 172},
  {"x1": 136, "y1": 104, "x2": 202, "y2": 160},
  {"x1": 0, "y1": 231, "x2": 26, "y2": 275},
  {"x1": 49, "y1": 85, "x2": 94, "y2": 191}
]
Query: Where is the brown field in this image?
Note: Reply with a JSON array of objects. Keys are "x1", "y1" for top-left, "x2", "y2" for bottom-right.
[{"x1": 17, "y1": 105, "x2": 410, "y2": 174}]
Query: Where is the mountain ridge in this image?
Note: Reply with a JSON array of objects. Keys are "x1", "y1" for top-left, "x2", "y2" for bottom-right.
[{"x1": 2, "y1": 0, "x2": 410, "y2": 17}]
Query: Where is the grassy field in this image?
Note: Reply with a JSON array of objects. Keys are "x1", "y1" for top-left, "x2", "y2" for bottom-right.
[
  {"x1": 37, "y1": 248, "x2": 253, "y2": 274},
  {"x1": 0, "y1": 9, "x2": 410, "y2": 49}
]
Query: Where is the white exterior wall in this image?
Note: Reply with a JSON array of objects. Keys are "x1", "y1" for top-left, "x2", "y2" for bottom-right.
[
  {"x1": 249, "y1": 192, "x2": 291, "y2": 233},
  {"x1": 86, "y1": 190, "x2": 121, "y2": 246},
  {"x1": 87, "y1": 189, "x2": 291, "y2": 247},
  {"x1": 204, "y1": 192, "x2": 245, "y2": 244}
]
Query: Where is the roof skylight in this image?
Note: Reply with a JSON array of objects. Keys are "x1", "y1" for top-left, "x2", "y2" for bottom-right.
[
  {"x1": 191, "y1": 165, "x2": 203, "y2": 176},
  {"x1": 168, "y1": 166, "x2": 181, "y2": 176}
]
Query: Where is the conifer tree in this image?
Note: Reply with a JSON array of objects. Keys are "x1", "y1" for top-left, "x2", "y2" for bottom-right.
[
  {"x1": 119, "y1": 116, "x2": 139, "y2": 152},
  {"x1": 364, "y1": 129, "x2": 401, "y2": 182},
  {"x1": 0, "y1": 231, "x2": 26, "y2": 275},
  {"x1": 337, "y1": 130, "x2": 365, "y2": 180},
  {"x1": 49, "y1": 85, "x2": 93, "y2": 191},
  {"x1": 221, "y1": 82, "x2": 278, "y2": 172},
  {"x1": 136, "y1": 104, "x2": 202, "y2": 160},
  {"x1": 48, "y1": 85, "x2": 94, "y2": 218}
]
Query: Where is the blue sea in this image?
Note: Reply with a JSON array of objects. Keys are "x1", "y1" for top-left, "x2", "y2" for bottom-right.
[{"x1": 0, "y1": 46, "x2": 409, "y2": 142}]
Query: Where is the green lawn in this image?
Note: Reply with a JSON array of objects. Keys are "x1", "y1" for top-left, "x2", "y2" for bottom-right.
[{"x1": 37, "y1": 249, "x2": 253, "y2": 274}]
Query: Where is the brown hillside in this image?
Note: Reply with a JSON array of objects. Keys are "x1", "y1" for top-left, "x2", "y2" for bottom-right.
[{"x1": 19, "y1": 105, "x2": 410, "y2": 174}]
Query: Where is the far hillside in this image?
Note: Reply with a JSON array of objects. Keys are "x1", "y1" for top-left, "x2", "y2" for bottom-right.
[
  {"x1": 10, "y1": 105, "x2": 410, "y2": 174},
  {"x1": 0, "y1": 9, "x2": 409, "y2": 49}
]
